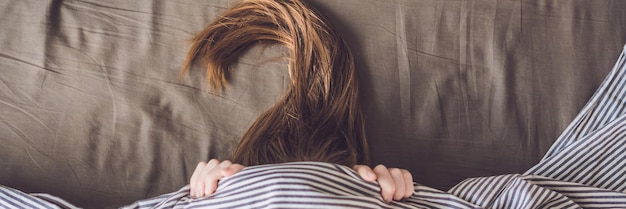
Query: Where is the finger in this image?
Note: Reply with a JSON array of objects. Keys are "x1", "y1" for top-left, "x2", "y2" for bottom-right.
[
  {"x1": 195, "y1": 159, "x2": 220, "y2": 197},
  {"x1": 190, "y1": 162, "x2": 206, "y2": 185},
  {"x1": 353, "y1": 165, "x2": 377, "y2": 182},
  {"x1": 206, "y1": 159, "x2": 221, "y2": 170},
  {"x1": 203, "y1": 160, "x2": 233, "y2": 195},
  {"x1": 389, "y1": 168, "x2": 406, "y2": 201},
  {"x1": 219, "y1": 160, "x2": 232, "y2": 168},
  {"x1": 401, "y1": 169, "x2": 413, "y2": 199},
  {"x1": 190, "y1": 162, "x2": 206, "y2": 197},
  {"x1": 373, "y1": 164, "x2": 395, "y2": 202},
  {"x1": 221, "y1": 163, "x2": 245, "y2": 177}
]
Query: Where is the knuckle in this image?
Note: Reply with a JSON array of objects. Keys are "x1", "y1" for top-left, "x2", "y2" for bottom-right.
[
  {"x1": 374, "y1": 164, "x2": 387, "y2": 170},
  {"x1": 402, "y1": 170, "x2": 412, "y2": 179},
  {"x1": 206, "y1": 159, "x2": 220, "y2": 168},
  {"x1": 220, "y1": 160, "x2": 233, "y2": 167},
  {"x1": 389, "y1": 168, "x2": 402, "y2": 176}
]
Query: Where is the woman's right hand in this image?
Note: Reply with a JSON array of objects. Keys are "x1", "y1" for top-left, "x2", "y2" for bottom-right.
[{"x1": 189, "y1": 159, "x2": 245, "y2": 198}]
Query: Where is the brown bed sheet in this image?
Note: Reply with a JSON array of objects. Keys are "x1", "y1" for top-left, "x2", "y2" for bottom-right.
[{"x1": 1, "y1": 0, "x2": 625, "y2": 208}]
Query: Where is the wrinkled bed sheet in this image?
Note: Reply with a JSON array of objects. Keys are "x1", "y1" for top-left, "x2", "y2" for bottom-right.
[{"x1": 1, "y1": 0, "x2": 625, "y2": 208}]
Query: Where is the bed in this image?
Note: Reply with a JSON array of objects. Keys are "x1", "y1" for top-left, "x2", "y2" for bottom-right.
[{"x1": 1, "y1": 0, "x2": 625, "y2": 208}]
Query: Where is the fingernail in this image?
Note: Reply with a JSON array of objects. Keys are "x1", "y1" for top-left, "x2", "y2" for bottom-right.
[{"x1": 367, "y1": 171, "x2": 375, "y2": 178}]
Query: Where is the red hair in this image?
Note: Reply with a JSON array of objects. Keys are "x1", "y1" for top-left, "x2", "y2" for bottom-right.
[{"x1": 180, "y1": 0, "x2": 369, "y2": 167}]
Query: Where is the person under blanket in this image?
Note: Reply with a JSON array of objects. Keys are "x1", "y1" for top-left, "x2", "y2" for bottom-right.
[
  {"x1": 2, "y1": 0, "x2": 626, "y2": 208},
  {"x1": 176, "y1": 0, "x2": 415, "y2": 204}
]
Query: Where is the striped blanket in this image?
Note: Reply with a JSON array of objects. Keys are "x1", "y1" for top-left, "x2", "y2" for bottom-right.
[{"x1": 3, "y1": 46, "x2": 626, "y2": 208}]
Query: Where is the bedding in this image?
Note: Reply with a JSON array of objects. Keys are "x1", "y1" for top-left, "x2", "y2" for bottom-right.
[
  {"x1": 2, "y1": 0, "x2": 626, "y2": 208},
  {"x1": 2, "y1": 45, "x2": 626, "y2": 208}
]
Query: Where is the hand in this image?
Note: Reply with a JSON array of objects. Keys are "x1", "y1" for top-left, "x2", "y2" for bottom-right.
[
  {"x1": 353, "y1": 164, "x2": 413, "y2": 202},
  {"x1": 188, "y1": 160, "x2": 413, "y2": 202},
  {"x1": 189, "y1": 159, "x2": 245, "y2": 198}
]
